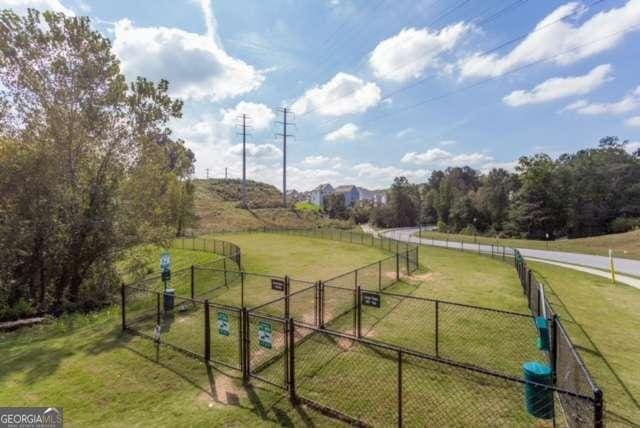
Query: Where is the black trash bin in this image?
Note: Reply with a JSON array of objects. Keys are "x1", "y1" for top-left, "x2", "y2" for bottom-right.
[{"x1": 163, "y1": 288, "x2": 175, "y2": 313}]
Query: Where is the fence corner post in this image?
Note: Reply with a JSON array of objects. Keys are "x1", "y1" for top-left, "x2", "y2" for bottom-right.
[
  {"x1": 190, "y1": 265, "x2": 195, "y2": 299},
  {"x1": 435, "y1": 300, "x2": 440, "y2": 358},
  {"x1": 121, "y1": 283, "x2": 126, "y2": 332},
  {"x1": 395, "y1": 253, "x2": 400, "y2": 281},
  {"x1": 204, "y1": 300, "x2": 211, "y2": 361},
  {"x1": 550, "y1": 314, "x2": 558, "y2": 382},
  {"x1": 594, "y1": 388, "x2": 604, "y2": 428}
]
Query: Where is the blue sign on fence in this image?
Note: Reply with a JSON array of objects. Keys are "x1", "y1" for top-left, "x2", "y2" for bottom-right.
[{"x1": 160, "y1": 252, "x2": 171, "y2": 271}]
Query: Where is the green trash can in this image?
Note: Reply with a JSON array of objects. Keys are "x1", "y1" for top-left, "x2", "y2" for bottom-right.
[
  {"x1": 536, "y1": 316, "x2": 550, "y2": 351},
  {"x1": 523, "y1": 361, "x2": 554, "y2": 419}
]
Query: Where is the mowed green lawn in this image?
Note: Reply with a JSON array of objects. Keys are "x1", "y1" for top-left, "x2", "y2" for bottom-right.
[
  {"x1": 0, "y1": 233, "x2": 393, "y2": 427},
  {"x1": 4, "y1": 232, "x2": 630, "y2": 426},
  {"x1": 417, "y1": 229, "x2": 640, "y2": 260},
  {"x1": 529, "y1": 261, "x2": 640, "y2": 426}
]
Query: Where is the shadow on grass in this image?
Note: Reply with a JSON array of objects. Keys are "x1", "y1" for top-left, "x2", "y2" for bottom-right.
[
  {"x1": 123, "y1": 331, "x2": 318, "y2": 426},
  {"x1": 533, "y1": 269, "x2": 640, "y2": 421}
]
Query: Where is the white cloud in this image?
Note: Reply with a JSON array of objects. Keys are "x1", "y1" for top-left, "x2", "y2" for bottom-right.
[
  {"x1": 626, "y1": 115, "x2": 640, "y2": 127},
  {"x1": 324, "y1": 123, "x2": 368, "y2": 142},
  {"x1": 401, "y1": 148, "x2": 493, "y2": 166},
  {"x1": 459, "y1": 1, "x2": 640, "y2": 79},
  {"x1": 292, "y1": 72, "x2": 381, "y2": 116},
  {"x1": 625, "y1": 141, "x2": 640, "y2": 154},
  {"x1": 350, "y1": 163, "x2": 425, "y2": 187},
  {"x1": 221, "y1": 101, "x2": 275, "y2": 130},
  {"x1": 226, "y1": 143, "x2": 282, "y2": 159},
  {"x1": 439, "y1": 140, "x2": 457, "y2": 146},
  {"x1": 396, "y1": 128, "x2": 414, "y2": 138},
  {"x1": 301, "y1": 155, "x2": 341, "y2": 166},
  {"x1": 370, "y1": 22, "x2": 472, "y2": 82},
  {"x1": 503, "y1": 64, "x2": 613, "y2": 107},
  {"x1": 0, "y1": 0, "x2": 74, "y2": 15},
  {"x1": 112, "y1": 2, "x2": 264, "y2": 102},
  {"x1": 562, "y1": 85, "x2": 640, "y2": 115}
]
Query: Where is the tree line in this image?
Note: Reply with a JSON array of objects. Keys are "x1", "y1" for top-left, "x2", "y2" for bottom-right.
[
  {"x1": 363, "y1": 138, "x2": 640, "y2": 239},
  {"x1": 0, "y1": 10, "x2": 196, "y2": 320}
]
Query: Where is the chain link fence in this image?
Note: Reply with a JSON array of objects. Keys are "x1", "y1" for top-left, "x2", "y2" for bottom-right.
[{"x1": 119, "y1": 230, "x2": 602, "y2": 427}]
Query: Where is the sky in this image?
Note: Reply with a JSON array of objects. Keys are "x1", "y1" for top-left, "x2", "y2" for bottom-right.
[{"x1": 3, "y1": 0, "x2": 640, "y2": 190}]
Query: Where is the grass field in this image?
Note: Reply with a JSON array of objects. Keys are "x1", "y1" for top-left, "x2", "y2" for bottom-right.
[
  {"x1": 530, "y1": 261, "x2": 640, "y2": 426},
  {"x1": 417, "y1": 229, "x2": 640, "y2": 260},
  {"x1": 3, "y1": 232, "x2": 634, "y2": 425}
]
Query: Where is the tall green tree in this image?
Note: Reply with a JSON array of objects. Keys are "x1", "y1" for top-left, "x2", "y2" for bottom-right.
[{"x1": 0, "y1": 10, "x2": 194, "y2": 319}]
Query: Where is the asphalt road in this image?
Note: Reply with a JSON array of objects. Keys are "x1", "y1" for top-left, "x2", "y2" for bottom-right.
[{"x1": 380, "y1": 227, "x2": 640, "y2": 278}]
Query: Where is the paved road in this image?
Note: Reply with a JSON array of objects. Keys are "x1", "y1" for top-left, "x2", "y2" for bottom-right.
[{"x1": 379, "y1": 227, "x2": 640, "y2": 280}]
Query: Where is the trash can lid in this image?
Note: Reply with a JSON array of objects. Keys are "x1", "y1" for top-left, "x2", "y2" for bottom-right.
[
  {"x1": 523, "y1": 361, "x2": 552, "y2": 376},
  {"x1": 164, "y1": 288, "x2": 176, "y2": 293},
  {"x1": 535, "y1": 316, "x2": 548, "y2": 328}
]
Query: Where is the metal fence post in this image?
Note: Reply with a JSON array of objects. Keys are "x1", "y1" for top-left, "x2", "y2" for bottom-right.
[
  {"x1": 284, "y1": 276, "x2": 290, "y2": 319},
  {"x1": 288, "y1": 318, "x2": 297, "y2": 404},
  {"x1": 378, "y1": 260, "x2": 382, "y2": 291},
  {"x1": 396, "y1": 253, "x2": 400, "y2": 281},
  {"x1": 320, "y1": 281, "x2": 325, "y2": 328},
  {"x1": 398, "y1": 350, "x2": 403, "y2": 428},
  {"x1": 204, "y1": 300, "x2": 211, "y2": 361},
  {"x1": 435, "y1": 300, "x2": 440, "y2": 357},
  {"x1": 356, "y1": 286, "x2": 362, "y2": 338},
  {"x1": 190, "y1": 265, "x2": 195, "y2": 299},
  {"x1": 223, "y1": 258, "x2": 228, "y2": 287},
  {"x1": 156, "y1": 292, "x2": 161, "y2": 326},
  {"x1": 241, "y1": 272, "x2": 245, "y2": 308},
  {"x1": 405, "y1": 250, "x2": 410, "y2": 274},
  {"x1": 121, "y1": 283, "x2": 126, "y2": 331},
  {"x1": 550, "y1": 314, "x2": 558, "y2": 382},
  {"x1": 241, "y1": 307, "x2": 249, "y2": 384},
  {"x1": 594, "y1": 388, "x2": 604, "y2": 428},
  {"x1": 354, "y1": 269, "x2": 358, "y2": 289}
]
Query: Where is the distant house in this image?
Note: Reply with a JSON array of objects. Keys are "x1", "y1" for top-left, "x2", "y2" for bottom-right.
[
  {"x1": 357, "y1": 187, "x2": 387, "y2": 206},
  {"x1": 309, "y1": 183, "x2": 334, "y2": 206},
  {"x1": 334, "y1": 185, "x2": 360, "y2": 207}
]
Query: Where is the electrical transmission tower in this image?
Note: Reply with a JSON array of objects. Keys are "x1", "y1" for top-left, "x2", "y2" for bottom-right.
[
  {"x1": 205, "y1": 168, "x2": 210, "y2": 179},
  {"x1": 236, "y1": 114, "x2": 251, "y2": 208},
  {"x1": 276, "y1": 107, "x2": 295, "y2": 207}
]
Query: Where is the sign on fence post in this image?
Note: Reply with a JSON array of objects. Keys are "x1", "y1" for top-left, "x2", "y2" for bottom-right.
[
  {"x1": 362, "y1": 291, "x2": 381, "y2": 308},
  {"x1": 258, "y1": 321, "x2": 272, "y2": 349},
  {"x1": 271, "y1": 278, "x2": 285, "y2": 291},
  {"x1": 218, "y1": 312, "x2": 230, "y2": 336}
]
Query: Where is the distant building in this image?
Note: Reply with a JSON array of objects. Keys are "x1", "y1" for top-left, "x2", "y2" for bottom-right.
[
  {"x1": 334, "y1": 185, "x2": 360, "y2": 207},
  {"x1": 309, "y1": 183, "x2": 334, "y2": 206},
  {"x1": 308, "y1": 183, "x2": 388, "y2": 208}
]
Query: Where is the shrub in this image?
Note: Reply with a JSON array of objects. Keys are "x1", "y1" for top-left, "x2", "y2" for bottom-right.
[{"x1": 609, "y1": 217, "x2": 640, "y2": 233}]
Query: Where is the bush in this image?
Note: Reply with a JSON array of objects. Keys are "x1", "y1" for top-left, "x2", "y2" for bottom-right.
[
  {"x1": 436, "y1": 220, "x2": 448, "y2": 233},
  {"x1": 460, "y1": 225, "x2": 477, "y2": 236},
  {"x1": 294, "y1": 201, "x2": 321, "y2": 213},
  {"x1": 609, "y1": 217, "x2": 640, "y2": 233}
]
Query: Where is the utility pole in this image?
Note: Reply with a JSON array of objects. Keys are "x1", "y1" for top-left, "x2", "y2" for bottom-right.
[
  {"x1": 276, "y1": 107, "x2": 295, "y2": 208},
  {"x1": 237, "y1": 114, "x2": 251, "y2": 208},
  {"x1": 225, "y1": 168, "x2": 228, "y2": 179}
]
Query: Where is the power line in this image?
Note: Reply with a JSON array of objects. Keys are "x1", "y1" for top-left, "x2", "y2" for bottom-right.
[
  {"x1": 300, "y1": 22, "x2": 640, "y2": 142},
  {"x1": 298, "y1": 0, "x2": 536, "y2": 119},
  {"x1": 298, "y1": 0, "x2": 611, "y2": 135}
]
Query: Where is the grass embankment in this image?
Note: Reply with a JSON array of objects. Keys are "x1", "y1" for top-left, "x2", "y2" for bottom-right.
[
  {"x1": 194, "y1": 179, "x2": 350, "y2": 232},
  {"x1": 530, "y1": 261, "x2": 640, "y2": 426},
  {"x1": 418, "y1": 229, "x2": 640, "y2": 260}
]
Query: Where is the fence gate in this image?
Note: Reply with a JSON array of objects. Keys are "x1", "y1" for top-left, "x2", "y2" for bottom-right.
[{"x1": 245, "y1": 311, "x2": 289, "y2": 389}]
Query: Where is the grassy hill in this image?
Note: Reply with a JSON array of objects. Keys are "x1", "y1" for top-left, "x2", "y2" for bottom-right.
[{"x1": 193, "y1": 179, "x2": 350, "y2": 232}]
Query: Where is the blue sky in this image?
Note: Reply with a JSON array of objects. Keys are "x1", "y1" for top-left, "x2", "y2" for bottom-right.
[{"x1": 5, "y1": 0, "x2": 640, "y2": 190}]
